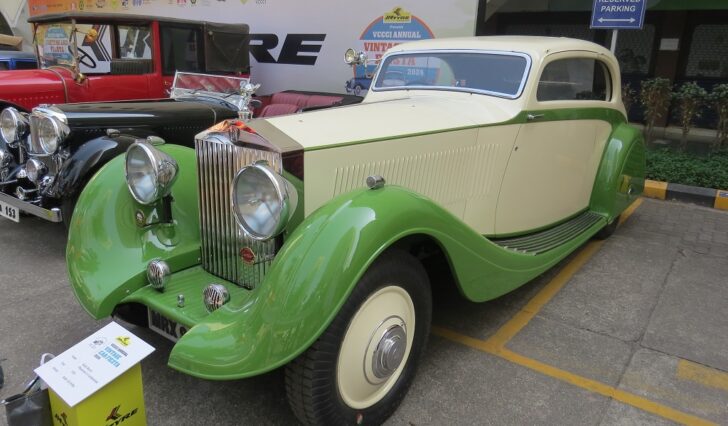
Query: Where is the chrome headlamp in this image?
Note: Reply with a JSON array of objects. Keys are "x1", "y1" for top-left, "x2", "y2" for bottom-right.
[
  {"x1": 231, "y1": 162, "x2": 298, "y2": 241},
  {"x1": 36, "y1": 116, "x2": 63, "y2": 154},
  {"x1": 125, "y1": 138, "x2": 178, "y2": 205},
  {"x1": 0, "y1": 107, "x2": 29, "y2": 147}
]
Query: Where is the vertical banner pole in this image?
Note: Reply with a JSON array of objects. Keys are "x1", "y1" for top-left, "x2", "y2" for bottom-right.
[{"x1": 610, "y1": 29, "x2": 619, "y2": 53}]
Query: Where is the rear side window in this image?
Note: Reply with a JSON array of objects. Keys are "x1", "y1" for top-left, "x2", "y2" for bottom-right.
[
  {"x1": 0, "y1": 61, "x2": 8, "y2": 70},
  {"x1": 537, "y1": 58, "x2": 611, "y2": 101},
  {"x1": 14, "y1": 60, "x2": 36, "y2": 70},
  {"x1": 160, "y1": 25, "x2": 204, "y2": 75}
]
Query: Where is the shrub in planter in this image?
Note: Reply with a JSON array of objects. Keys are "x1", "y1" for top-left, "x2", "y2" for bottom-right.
[
  {"x1": 710, "y1": 83, "x2": 728, "y2": 148},
  {"x1": 646, "y1": 148, "x2": 728, "y2": 189},
  {"x1": 639, "y1": 77, "x2": 671, "y2": 143},
  {"x1": 673, "y1": 81, "x2": 707, "y2": 150},
  {"x1": 622, "y1": 83, "x2": 636, "y2": 117}
]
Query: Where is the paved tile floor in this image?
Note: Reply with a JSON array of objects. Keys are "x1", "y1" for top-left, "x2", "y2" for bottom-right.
[{"x1": 1, "y1": 198, "x2": 726, "y2": 425}]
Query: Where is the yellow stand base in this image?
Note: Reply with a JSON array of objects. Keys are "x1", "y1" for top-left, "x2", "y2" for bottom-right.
[{"x1": 48, "y1": 363, "x2": 147, "y2": 426}]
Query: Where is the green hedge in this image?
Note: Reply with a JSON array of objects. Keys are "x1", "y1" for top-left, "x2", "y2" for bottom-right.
[{"x1": 646, "y1": 148, "x2": 728, "y2": 190}]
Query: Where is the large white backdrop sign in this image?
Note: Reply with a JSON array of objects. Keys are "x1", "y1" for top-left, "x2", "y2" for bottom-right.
[{"x1": 28, "y1": 0, "x2": 478, "y2": 94}]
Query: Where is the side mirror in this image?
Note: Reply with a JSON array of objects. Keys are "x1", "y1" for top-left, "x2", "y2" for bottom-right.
[{"x1": 344, "y1": 48, "x2": 367, "y2": 66}]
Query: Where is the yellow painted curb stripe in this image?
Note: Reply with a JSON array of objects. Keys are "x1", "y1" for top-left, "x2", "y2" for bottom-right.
[
  {"x1": 486, "y1": 198, "x2": 643, "y2": 349},
  {"x1": 432, "y1": 326, "x2": 717, "y2": 426},
  {"x1": 715, "y1": 190, "x2": 728, "y2": 211},
  {"x1": 677, "y1": 359, "x2": 728, "y2": 393},
  {"x1": 485, "y1": 240, "x2": 605, "y2": 348},
  {"x1": 431, "y1": 199, "x2": 726, "y2": 426},
  {"x1": 644, "y1": 180, "x2": 668, "y2": 200}
]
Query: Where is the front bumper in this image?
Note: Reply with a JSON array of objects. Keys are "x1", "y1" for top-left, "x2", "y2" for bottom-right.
[
  {"x1": 0, "y1": 191, "x2": 62, "y2": 222},
  {"x1": 112, "y1": 265, "x2": 273, "y2": 380}
]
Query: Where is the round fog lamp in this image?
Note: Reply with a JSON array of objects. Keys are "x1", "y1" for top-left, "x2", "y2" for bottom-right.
[
  {"x1": 25, "y1": 158, "x2": 47, "y2": 184},
  {"x1": 231, "y1": 163, "x2": 297, "y2": 241},
  {"x1": 147, "y1": 259, "x2": 170, "y2": 291},
  {"x1": 203, "y1": 284, "x2": 230, "y2": 313}
]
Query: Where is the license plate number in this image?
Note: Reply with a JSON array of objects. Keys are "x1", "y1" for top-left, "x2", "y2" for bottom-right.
[
  {"x1": 0, "y1": 201, "x2": 19, "y2": 222},
  {"x1": 148, "y1": 309, "x2": 188, "y2": 342}
]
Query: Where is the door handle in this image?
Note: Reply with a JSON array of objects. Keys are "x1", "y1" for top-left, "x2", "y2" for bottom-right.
[{"x1": 526, "y1": 113, "x2": 544, "y2": 121}]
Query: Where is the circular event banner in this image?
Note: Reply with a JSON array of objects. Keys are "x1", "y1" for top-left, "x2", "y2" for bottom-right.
[{"x1": 346, "y1": 8, "x2": 434, "y2": 95}]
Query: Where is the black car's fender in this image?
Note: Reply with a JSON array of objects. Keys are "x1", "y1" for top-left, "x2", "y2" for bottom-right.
[{"x1": 53, "y1": 134, "x2": 143, "y2": 200}]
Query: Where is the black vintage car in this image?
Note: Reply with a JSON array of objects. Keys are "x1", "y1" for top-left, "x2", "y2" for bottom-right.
[
  {"x1": 0, "y1": 72, "x2": 360, "y2": 227},
  {"x1": 0, "y1": 73, "x2": 252, "y2": 227}
]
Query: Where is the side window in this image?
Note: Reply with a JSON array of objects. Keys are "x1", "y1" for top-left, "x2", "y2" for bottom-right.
[
  {"x1": 0, "y1": 61, "x2": 8, "y2": 71},
  {"x1": 111, "y1": 25, "x2": 153, "y2": 75},
  {"x1": 15, "y1": 61, "x2": 37, "y2": 70},
  {"x1": 117, "y1": 25, "x2": 152, "y2": 60},
  {"x1": 537, "y1": 58, "x2": 611, "y2": 102},
  {"x1": 160, "y1": 25, "x2": 203, "y2": 75}
]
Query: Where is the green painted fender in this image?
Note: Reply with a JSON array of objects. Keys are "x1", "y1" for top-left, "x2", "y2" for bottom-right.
[
  {"x1": 66, "y1": 144, "x2": 201, "y2": 319},
  {"x1": 589, "y1": 122, "x2": 646, "y2": 219},
  {"x1": 168, "y1": 184, "x2": 604, "y2": 379}
]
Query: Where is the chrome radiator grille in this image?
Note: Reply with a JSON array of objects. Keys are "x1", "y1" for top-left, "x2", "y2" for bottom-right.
[{"x1": 195, "y1": 136, "x2": 282, "y2": 289}]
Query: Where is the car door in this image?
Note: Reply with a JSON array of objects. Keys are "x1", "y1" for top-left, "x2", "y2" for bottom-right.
[{"x1": 495, "y1": 52, "x2": 616, "y2": 235}]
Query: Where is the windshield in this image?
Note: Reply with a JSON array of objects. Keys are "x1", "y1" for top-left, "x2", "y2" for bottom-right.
[
  {"x1": 373, "y1": 51, "x2": 531, "y2": 99},
  {"x1": 35, "y1": 22, "x2": 153, "y2": 73},
  {"x1": 171, "y1": 72, "x2": 251, "y2": 108}
]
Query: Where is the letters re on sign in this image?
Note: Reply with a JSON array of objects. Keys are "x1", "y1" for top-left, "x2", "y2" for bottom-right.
[{"x1": 590, "y1": 0, "x2": 646, "y2": 29}]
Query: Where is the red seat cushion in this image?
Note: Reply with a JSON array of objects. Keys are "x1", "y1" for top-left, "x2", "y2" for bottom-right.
[
  {"x1": 305, "y1": 95, "x2": 342, "y2": 108},
  {"x1": 260, "y1": 103, "x2": 300, "y2": 117},
  {"x1": 270, "y1": 92, "x2": 311, "y2": 109}
]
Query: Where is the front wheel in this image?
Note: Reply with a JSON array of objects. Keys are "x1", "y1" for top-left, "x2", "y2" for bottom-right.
[{"x1": 285, "y1": 250, "x2": 432, "y2": 425}]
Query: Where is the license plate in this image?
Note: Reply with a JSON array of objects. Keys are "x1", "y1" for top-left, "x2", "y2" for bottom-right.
[
  {"x1": 148, "y1": 309, "x2": 188, "y2": 342},
  {"x1": 0, "y1": 200, "x2": 19, "y2": 222}
]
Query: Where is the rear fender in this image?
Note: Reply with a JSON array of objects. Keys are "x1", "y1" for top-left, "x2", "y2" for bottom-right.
[
  {"x1": 589, "y1": 123, "x2": 645, "y2": 220},
  {"x1": 66, "y1": 144, "x2": 200, "y2": 318}
]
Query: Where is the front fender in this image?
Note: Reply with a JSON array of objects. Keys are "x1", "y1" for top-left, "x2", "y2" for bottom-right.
[
  {"x1": 55, "y1": 134, "x2": 154, "y2": 198},
  {"x1": 169, "y1": 185, "x2": 600, "y2": 379},
  {"x1": 66, "y1": 144, "x2": 200, "y2": 319}
]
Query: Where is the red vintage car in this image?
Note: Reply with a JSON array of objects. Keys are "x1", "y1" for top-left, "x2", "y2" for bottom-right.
[{"x1": 0, "y1": 12, "x2": 250, "y2": 112}]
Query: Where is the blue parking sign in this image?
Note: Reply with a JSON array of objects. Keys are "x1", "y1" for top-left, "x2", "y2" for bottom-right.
[{"x1": 591, "y1": 0, "x2": 646, "y2": 29}]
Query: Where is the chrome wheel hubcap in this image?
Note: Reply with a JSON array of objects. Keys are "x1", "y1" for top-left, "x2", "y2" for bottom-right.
[{"x1": 372, "y1": 324, "x2": 406, "y2": 379}]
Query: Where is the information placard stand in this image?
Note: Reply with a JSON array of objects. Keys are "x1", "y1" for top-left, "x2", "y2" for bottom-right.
[{"x1": 35, "y1": 322, "x2": 154, "y2": 426}]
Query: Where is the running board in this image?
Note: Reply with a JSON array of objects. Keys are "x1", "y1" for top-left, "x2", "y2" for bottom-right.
[{"x1": 490, "y1": 211, "x2": 604, "y2": 255}]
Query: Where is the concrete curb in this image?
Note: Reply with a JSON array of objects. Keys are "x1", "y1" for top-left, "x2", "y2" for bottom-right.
[{"x1": 644, "y1": 179, "x2": 728, "y2": 210}]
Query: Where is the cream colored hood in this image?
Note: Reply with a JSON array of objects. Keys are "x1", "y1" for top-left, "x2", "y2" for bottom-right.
[{"x1": 261, "y1": 92, "x2": 522, "y2": 150}]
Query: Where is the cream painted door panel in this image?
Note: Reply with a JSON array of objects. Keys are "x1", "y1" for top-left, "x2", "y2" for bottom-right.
[
  {"x1": 304, "y1": 125, "x2": 520, "y2": 234},
  {"x1": 495, "y1": 119, "x2": 609, "y2": 235}
]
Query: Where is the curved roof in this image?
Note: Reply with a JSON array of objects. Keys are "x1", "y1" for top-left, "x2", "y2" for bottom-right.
[{"x1": 388, "y1": 36, "x2": 613, "y2": 61}]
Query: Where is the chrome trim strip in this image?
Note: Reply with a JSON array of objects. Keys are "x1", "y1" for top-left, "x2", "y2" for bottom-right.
[
  {"x1": 0, "y1": 191, "x2": 62, "y2": 222},
  {"x1": 370, "y1": 49, "x2": 533, "y2": 100}
]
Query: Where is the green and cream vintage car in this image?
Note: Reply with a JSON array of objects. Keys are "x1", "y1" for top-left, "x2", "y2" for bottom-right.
[{"x1": 67, "y1": 36, "x2": 644, "y2": 425}]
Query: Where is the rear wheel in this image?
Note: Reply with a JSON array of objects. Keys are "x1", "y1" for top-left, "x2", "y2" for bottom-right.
[
  {"x1": 354, "y1": 84, "x2": 363, "y2": 96},
  {"x1": 595, "y1": 214, "x2": 620, "y2": 239},
  {"x1": 285, "y1": 250, "x2": 432, "y2": 425}
]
